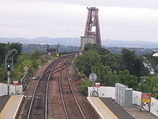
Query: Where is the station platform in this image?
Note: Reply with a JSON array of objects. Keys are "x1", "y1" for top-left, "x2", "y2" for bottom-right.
[
  {"x1": 0, "y1": 95, "x2": 24, "y2": 119},
  {"x1": 87, "y1": 97, "x2": 135, "y2": 119},
  {"x1": 87, "y1": 97, "x2": 118, "y2": 119},
  {"x1": 0, "y1": 95, "x2": 10, "y2": 112}
]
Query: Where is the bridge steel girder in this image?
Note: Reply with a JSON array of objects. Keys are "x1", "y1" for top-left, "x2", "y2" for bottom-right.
[{"x1": 84, "y1": 7, "x2": 101, "y2": 46}]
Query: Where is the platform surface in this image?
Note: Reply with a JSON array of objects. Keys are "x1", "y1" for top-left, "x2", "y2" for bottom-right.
[
  {"x1": 0, "y1": 95, "x2": 23, "y2": 119},
  {"x1": 87, "y1": 97, "x2": 136, "y2": 119},
  {"x1": 0, "y1": 95, "x2": 10, "y2": 113},
  {"x1": 100, "y1": 97, "x2": 135, "y2": 119},
  {"x1": 87, "y1": 97, "x2": 118, "y2": 119}
]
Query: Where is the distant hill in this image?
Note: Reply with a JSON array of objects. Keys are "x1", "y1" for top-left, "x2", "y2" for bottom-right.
[
  {"x1": 0, "y1": 37, "x2": 158, "y2": 48},
  {"x1": 103, "y1": 39, "x2": 158, "y2": 48},
  {"x1": 0, "y1": 37, "x2": 80, "y2": 46}
]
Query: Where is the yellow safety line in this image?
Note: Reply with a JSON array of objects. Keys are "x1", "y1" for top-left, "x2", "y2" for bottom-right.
[
  {"x1": 0, "y1": 95, "x2": 16, "y2": 119},
  {"x1": 13, "y1": 95, "x2": 24, "y2": 118},
  {"x1": 87, "y1": 97, "x2": 105, "y2": 119},
  {"x1": 96, "y1": 97, "x2": 118, "y2": 119}
]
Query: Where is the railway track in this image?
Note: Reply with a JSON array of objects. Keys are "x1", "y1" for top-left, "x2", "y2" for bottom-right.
[
  {"x1": 26, "y1": 55, "x2": 71, "y2": 119},
  {"x1": 26, "y1": 54, "x2": 87, "y2": 119},
  {"x1": 58, "y1": 55, "x2": 86, "y2": 119}
]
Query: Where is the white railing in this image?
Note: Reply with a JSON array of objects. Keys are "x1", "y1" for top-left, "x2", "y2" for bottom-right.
[{"x1": 0, "y1": 83, "x2": 7, "y2": 96}]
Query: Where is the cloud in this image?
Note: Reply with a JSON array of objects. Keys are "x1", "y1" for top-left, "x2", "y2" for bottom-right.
[
  {"x1": 99, "y1": 7, "x2": 158, "y2": 41},
  {"x1": 39, "y1": 0, "x2": 158, "y2": 10},
  {"x1": 0, "y1": 1, "x2": 87, "y2": 38},
  {"x1": 0, "y1": 0, "x2": 158, "y2": 42}
]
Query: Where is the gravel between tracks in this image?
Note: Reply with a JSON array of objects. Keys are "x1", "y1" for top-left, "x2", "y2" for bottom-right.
[
  {"x1": 18, "y1": 59, "x2": 158, "y2": 119},
  {"x1": 48, "y1": 61, "x2": 98, "y2": 119},
  {"x1": 23, "y1": 59, "x2": 98, "y2": 119}
]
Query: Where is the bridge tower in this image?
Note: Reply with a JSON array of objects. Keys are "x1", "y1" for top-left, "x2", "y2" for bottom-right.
[{"x1": 80, "y1": 7, "x2": 101, "y2": 51}]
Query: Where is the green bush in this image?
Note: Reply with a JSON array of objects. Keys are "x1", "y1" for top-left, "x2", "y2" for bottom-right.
[{"x1": 78, "y1": 79, "x2": 93, "y2": 96}]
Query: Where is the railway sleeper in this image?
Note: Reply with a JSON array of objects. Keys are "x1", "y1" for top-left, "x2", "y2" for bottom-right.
[
  {"x1": 34, "y1": 110, "x2": 43, "y2": 116},
  {"x1": 36, "y1": 91, "x2": 46, "y2": 95},
  {"x1": 35, "y1": 95, "x2": 46, "y2": 98},
  {"x1": 62, "y1": 90, "x2": 72, "y2": 94},
  {"x1": 32, "y1": 105, "x2": 44, "y2": 109}
]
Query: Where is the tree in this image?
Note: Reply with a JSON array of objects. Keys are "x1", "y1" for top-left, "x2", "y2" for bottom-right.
[
  {"x1": 96, "y1": 65, "x2": 119, "y2": 86},
  {"x1": 142, "y1": 52, "x2": 158, "y2": 74},
  {"x1": 118, "y1": 70, "x2": 138, "y2": 90},
  {"x1": 101, "y1": 53, "x2": 121, "y2": 72},
  {"x1": 74, "y1": 50, "x2": 101, "y2": 77},
  {"x1": 0, "y1": 64, "x2": 6, "y2": 82},
  {"x1": 121, "y1": 48, "x2": 146, "y2": 77},
  {"x1": 78, "y1": 79, "x2": 93, "y2": 96},
  {"x1": 74, "y1": 44, "x2": 120, "y2": 86},
  {"x1": 139, "y1": 76, "x2": 158, "y2": 99},
  {"x1": 0, "y1": 43, "x2": 7, "y2": 65},
  {"x1": 31, "y1": 50, "x2": 42, "y2": 60},
  {"x1": 8, "y1": 42, "x2": 22, "y2": 56},
  {"x1": 84, "y1": 44, "x2": 110, "y2": 55},
  {"x1": 74, "y1": 45, "x2": 149, "y2": 90},
  {"x1": 31, "y1": 50, "x2": 43, "y2": 69}
]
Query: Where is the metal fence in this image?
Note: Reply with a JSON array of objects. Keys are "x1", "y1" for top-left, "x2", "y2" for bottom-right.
[{"x1": 20, "y1": 73, "x2": 29, "y2": 90}]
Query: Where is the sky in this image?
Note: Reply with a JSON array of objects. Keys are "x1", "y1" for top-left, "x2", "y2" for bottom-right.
[{"x1": 0, "y1": 0, "x2": 158, "y2": 42}]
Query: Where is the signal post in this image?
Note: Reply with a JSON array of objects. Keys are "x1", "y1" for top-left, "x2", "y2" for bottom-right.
[{"x1": 5, "y1": 49, "x2": 17, "y2": 95}]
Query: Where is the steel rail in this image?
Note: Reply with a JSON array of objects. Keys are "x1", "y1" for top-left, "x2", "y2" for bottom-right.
[
  {"x1": 58, "y1": 54, "x2": 86, "y2": 119},
  {"x1": 27, "y1": 53, "x2": 77, "y2": 119},
  {"x1": 26, "y1": 58, "x2": 63, "y2": 119},
  {"x1": 58, "y1": 59, "x2": 69, "y2": 119},
  {"x1": 26, "y1": 63, "x2": 51, "y2": 119},
  {"x1": 66, "y1": 65, "x2": 86, "y2": 119},
  {"x1": 58, "y1": 54, "x2": 76, "y2": 119}
]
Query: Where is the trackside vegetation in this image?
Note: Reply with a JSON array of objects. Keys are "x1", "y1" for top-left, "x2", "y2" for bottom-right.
[
  {"x1": 74, "y1": 44, "x2": 158, "y2": 98},
  {"x1": 1, "y1": 42, "x2": 158, "y2": 99},
  {"x1": 0, "y1": 42, "x2": 53, "y2": 84}
]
